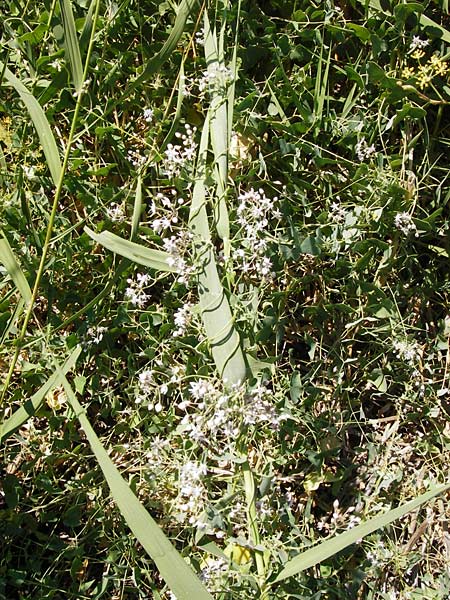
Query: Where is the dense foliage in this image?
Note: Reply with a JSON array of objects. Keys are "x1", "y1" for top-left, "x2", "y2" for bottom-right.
[{"x1": 1, "y1": 1, "x2": 450, "y2": 598}]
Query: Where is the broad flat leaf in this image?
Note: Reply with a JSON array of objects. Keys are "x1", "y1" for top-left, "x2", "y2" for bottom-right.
[
  {"x1": 0, "y1": 347, "x2": 81, "y2": 443},
  {"x1": 189, "y1": 117, "x2": 247, "y2": 385},
  {"x1": 61, "y1": 375, "x2": 213, "y2": 600},
  {"x1": 84, "y1": 227, "x2": 176, "y2": 272},
  {"x1": 0, "y1": 64, "x2": 62, "y2": 186},
  {"x1": 274, "y1": 483, "x2": 450, "y2": 582}
]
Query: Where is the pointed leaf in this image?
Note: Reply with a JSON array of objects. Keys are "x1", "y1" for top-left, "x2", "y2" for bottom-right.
[
  {"x1": 274, "y1": 483, "x2": 450, "y2": 582},
  {"x1": 0, "y1": 64, "x2": 62, "y2": 186},
  {"x1": 61, "y1": 375, "x2": 213, "y2": 600},
  {"x1": 0, "y1": 347, "x2": 81, "y2": 443},
  {"x1": 84, "y1": 227, "x2": 176, "y2": 272},
  {"x1": 0, "y1": 234, "x2": 32, "y2": 303},
  {"x1": 59, "y1": 0, "x2": 84, "y2": 92}
]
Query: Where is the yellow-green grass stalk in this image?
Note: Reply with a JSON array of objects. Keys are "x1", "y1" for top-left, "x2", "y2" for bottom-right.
[{"x1": 0, "y1": 0, "x2": 102, "y2": 405}]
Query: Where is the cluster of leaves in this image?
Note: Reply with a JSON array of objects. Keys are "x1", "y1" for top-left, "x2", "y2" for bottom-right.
[{"x1": 1, "y1": 0, "x2": 450, "y2": 599}]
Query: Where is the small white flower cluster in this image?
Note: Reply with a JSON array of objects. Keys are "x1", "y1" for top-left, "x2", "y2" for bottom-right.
[
  {"x1": 143, "y1": 107, "x2": 154, "y2": 123},
  {"x1": 23, "y1": 165, "x2": 36, "y2": 180},
  {"x1": 163, "y1": 230, "x2": 195, "y2": 285},
  {"x1": 394, "y1": 212, "x2": 418, "y2": 236},
  {"x1": 199, "y1": 557, "x2": 229, "y2": 589},
  {"x1": 136, "y1": 369, "x2": 163, "y2": 411},
  {"x1": 232, "y1": 188, "x2": 281, "y2": 280},
  {"x1": 355, "y1": 138, "x2": 376, "y2": 162},
  {"x1": 124, "y1": 272, "x2": 151, "y2": 307},
  {"x1": 85, "y1": 325, "x2": 108, "y2": 346},
  {"x1": 152, "y1": 190, "x2": 184, "y2": 233},
  {"x1": 177, "y1": 461, "x2": 207, "y2": 523},
  {"x1": 198, "y1": 64, "x2": 233, "y2": 94},
  {"x1": 127, "y1": 147, "x2": 146, "y2": 168},
  {"x1": 195, "y1": 27, "x2": 205, "y2": 46},
  {"x1": 173, "y1": 302, "x2": 194, "y2": 337},
  {"x1": 393, "y1": 338, "x2": 422, "y2": 366},
  {"x1": 180, "y1": 379, "x2": 286, "y2": 450},
  {"x1": 329, "y1": 201, "x2": 347, "y2": 224},
  {"x1": 244, "y1": 383, "x2": 287, "y2": 430},
  {"x1": 163, "y1": 125, "x2": 197, "y2": 178},
  {"x1": 106, "y1": 202, "x2": 126, "y2": 222},
  {"x1": 409, "y1": 35, "x2": 429, "y2": 51}
]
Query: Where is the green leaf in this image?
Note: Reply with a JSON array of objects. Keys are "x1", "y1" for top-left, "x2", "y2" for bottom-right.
[
  {"x1": 189, "y1": 118, "x2": 247, "y2": 385},
  {"x1": 0, "y1": 64, "x2": 62, "y2": 186},
  {"x1": 61, "y1": 375, "x2": 214, "y2": 600},
  {"x1": 84, "y1": 227, "x2": 177, "y2": 272},
  {"x1": 0, "y1": 347, "x2": 81, "y2": 443},
  {"x1": 59, "y1": 0, "x2": 84, "y2": 92},
  {"x1": 273, "y1": 483, "x2": 450, "y2": 582},
  {"x1": 0, "y1": 234, "x2": 32, "y2": 303}
]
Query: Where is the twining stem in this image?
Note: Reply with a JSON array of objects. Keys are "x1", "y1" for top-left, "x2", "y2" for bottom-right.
[
  {"x1": 0, "y1": 0, "x2": 101, "y2": 404},
  {"x1": 241, "y1": 454, "x2": 268, "y2": 599}
]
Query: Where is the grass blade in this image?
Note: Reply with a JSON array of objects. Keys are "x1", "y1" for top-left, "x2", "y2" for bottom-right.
[
  {"x1": 0, "y1": 347, "x2": 81, "y2": 443},
  {"x1": 131, "y1": 174, "x2": 142, "y2": 242},
  {"x1": 204, "y1": 11, "x2": 230, "y2": 245},
  {"x1": 125, "y1": 0, "x2": 201, "y2": 95},
  {"x1": 59, "y1": 0, "x2": 84, "y2": 92},
  {"x1": 0, "y1": 234, "x2": 32, "y2": 303},
  {"x1": 273, "y1": 483, "x2": 450, "y2": 583},
  {"x1": 84, "y1": 227, "x2": 177, "y2": 272},
  {"x1": 189, "y1": 117, "x2": 247, "y2": 385},
  {"x1": 61, "y1": 375, "x2": 214, "y2": 600},
  {"x1": 0, "y1": 63, "x2": 62, "y2": 186}
]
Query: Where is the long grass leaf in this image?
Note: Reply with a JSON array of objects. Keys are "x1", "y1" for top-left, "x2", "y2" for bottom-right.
[
  {"x1": 204, "y1": 11, "x2": 229, "y2": 245},
  {"x1": 61, "y1": 375, "x2": 214, "y2": 600},
  {"x1": 0, "y1": 347, "x2": 81, "y2": 443},
  {"x1": 189, "y1": 118, "x2": 247, "y2": 385},
  {"x1": 59, "y1": 0, "x2": 84, "y2": 92},
  {"x1": 126, "y1": 0, "x2": 200, "y2": 94},
  {"x1": 84, "y1": 227, "x2": 176, "y2": 272},
  {"x1": 273, "y1": 483, "x2": 450, "y2": 583},
  {"x1": 0, "y1": 234, "x2": 32, "y2": 303},
  {"x1": 0, "y1": 64, "x2": 62, "y2": 186}
]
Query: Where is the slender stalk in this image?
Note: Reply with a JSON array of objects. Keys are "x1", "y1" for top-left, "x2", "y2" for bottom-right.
[
  {"x1": 1, "y1": 0, "x2": 102, "y2": 404},
  {"x1": 241, "y1": 454, "x2": 268, "y2": 599}
]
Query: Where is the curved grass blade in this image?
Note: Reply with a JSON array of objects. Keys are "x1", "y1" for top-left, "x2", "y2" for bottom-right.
[
  {"x1": 0, "y1": 234, "x2": 32, "y2": 303},
  {"x1": 0, "y1": 64, "x2": 62, "y2": 186},
  {"x1": 273, "y1": 483, "x2": 450, "y2": 583},
  {"x1": 189, "y1": 117, "x2": 247, "y2": 385},
  {"x1": 84, "y1": 227, "x2": 176, "y2": 272},
  {"x1": 61, "y1": 375, "x2": 214, "y2": 600},
  {"x1": 125, "y1": 0, "x2": 201, "y2": 95},
  {"x1": 59, "y1": 0, "x2": 84, "y2": 92},
  {"x1": 0, "y1": 346, "x2": 81, "y2": 443}
]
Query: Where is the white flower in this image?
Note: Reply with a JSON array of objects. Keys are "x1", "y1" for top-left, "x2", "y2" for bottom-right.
[
  {"x1": 173, "y1": 303, "x2": 193, "y2": 337},
  {"x1": 410, "y1": 36, "x2": 429, "y2": 51},
  {"x1": 143, "y1": 108, "x2": 154, "y2": 123},
  {"x1": 106, "y1": 202, "x2": 126, "y2": 222},
  {"x1": 394, "y1": 212, "x2": 418, "y2": 236},
  {"x1": 355, "y1": 138, "x2": 376, "y2": 162},
  {"x1": 86, "y1": 326, "x2": 107, "y2": 344},
  {"x1": 190, "y1": 379, "x2": 216, "y2": 400}
]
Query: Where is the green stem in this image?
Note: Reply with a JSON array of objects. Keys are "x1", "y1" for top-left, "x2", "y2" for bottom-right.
[
  {"x1": 241, "y1": 454, "x2": 268, "y2": 599},
  {"x1": 1, "y1": 0, "x2": 102, "y2": 404}
]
